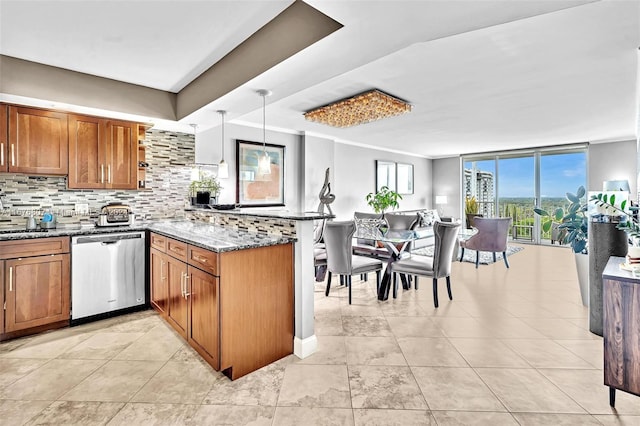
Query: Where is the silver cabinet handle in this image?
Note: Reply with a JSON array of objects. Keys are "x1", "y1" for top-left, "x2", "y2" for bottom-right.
[
  {"x1": 184, "y1": 274, "x2": 190, "y2": 299},
  {"x1": 9, "y1": 266, "x2": 13, "y2": 292},
  {"x1": 108, "y1": 164, "x2": 111, "y2": 183},
  {"x1": 180, "y1": 272, "x2": 185, "y2": 297},
  {"x1": 101, "y1": 164, "x2": 105, "y2": 183},
  {"x1": 0, "y1": 142, "x2": 4, "y2": 165},
  {"x1": 11, "y1": 144, "x2": 15, "y2": 166}
]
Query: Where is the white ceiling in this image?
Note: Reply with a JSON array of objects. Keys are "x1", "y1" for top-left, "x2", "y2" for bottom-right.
[{"x1": 1, "y1": 0, "x2": 638, "y2": 158}]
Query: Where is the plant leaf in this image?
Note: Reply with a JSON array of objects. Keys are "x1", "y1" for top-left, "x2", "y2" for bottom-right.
[
  {"x1": 621, "y1": 200, "x2": 627, "y2": 211},
  {"x1": 576, "y1": 186, "x2": 586, "y2": 198},
  {"x1": 533, "y1": 208, "x2": 548, "y2": 216},
  {"x1": 542, "y1": 220, "x2": 552, "y2": 233},
  {"x1": 554, "y1": 208, "x2": 564, "y2": 221},
  {"x1": 610, "y1": 194, "x2": 616, "y2": 206},
  {"x1": 566, "y1": 192, "x2": 579, "y2": 203}
]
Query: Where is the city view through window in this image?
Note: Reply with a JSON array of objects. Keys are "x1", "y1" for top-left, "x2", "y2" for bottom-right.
[{"x1": 464, "y1": 148, "x2": 587, "y2": 244}]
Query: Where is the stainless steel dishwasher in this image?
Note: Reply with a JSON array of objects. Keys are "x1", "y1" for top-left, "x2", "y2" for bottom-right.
[{"x1": 71, "y1": 232, "x2": 146, "y2": 321}]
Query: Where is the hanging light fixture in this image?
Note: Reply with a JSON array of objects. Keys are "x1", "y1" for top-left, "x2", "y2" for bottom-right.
[
  {"x1": 257, "y1": 89, "x2": 272, "y2": 175},
  {"x1": 217, "y1": 110, "x2": 229, "y2": 179},
  {"x1": 189, "y1": 124, "x2": 200, "y2": 181}
]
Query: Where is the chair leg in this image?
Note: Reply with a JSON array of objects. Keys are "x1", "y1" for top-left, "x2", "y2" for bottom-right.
[
  {"x1": 348, "y1": 275, "x2": 352, "y2": 305},
  {"x1": 475, "y1": 251, "x2": 480, "y2": 268},
  {"x1": 460, "y1": 247, "x2": 465, "y2": 261},
  {"x1": 376, "y1": 270, "x2": 381, "y2": 292},
  {"x1": 493, "y1": 252, "x2": 497, "y2": 263},
  {"x1": 432, "y1": 278, "x2": 439, "y2": 308},
  {"x1": 415, "y1": 276, "x2": 419, "y2": 290},
  {"x1": 446, "y1": 276, "x2": 453, "y2": 300},
  {"x1": 503, "y1": 251, "x2": 510, "y2": 268},
  {"x1": 364, "y1": 273, "x2": 368, "y2": 282},
  {"x1": 340, "y1": 275, "x2": 344, "y2": 286},
  {"x1": 325, "y1": 272, "x2": 332, "y2": 296},
  {"x1": 393, "y1": 273, "x2": 398, "y2": 299}
]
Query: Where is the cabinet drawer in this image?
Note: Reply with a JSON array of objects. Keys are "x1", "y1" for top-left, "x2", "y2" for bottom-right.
[
  {"x1": 150, "y1": 233, "x2": 167, "y2": 252},
  {"x1": 188, "y1": 246, "x2": 218, "y2": 276},
  {"x1": 167, "y1": 238, "x2": 188, "y2": 262},
  {"x1": 0, "y1": 237, "x2": 70, "y2": 259}
]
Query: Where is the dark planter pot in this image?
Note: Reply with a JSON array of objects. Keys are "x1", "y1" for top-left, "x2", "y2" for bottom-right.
[{"x1": 466, "y1": 213, "x2": 483, "y2": 229}]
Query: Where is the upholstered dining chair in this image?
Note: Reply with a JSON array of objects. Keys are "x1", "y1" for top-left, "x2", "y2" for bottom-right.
[
  {"x1": 389, "y1": 221, "x2": 461, "y2": 307},
  {"x1": 384, "y1": 213, "x2": 420, "y2": 231},
  {"x1": 459, "y1": 217, "x2": 513, "y2": 268},
  {"x1": 324, "y1": 220, "x2": 383, "y2": 304}
]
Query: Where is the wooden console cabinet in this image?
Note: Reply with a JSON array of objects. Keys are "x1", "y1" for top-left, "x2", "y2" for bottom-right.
[
  {"x1": 150, "y1": 232, "x2": 293, "y2": 379},
  {"x1": 0, "y1": 237, "x2": 71, "y2": 340},
  {"x1": 603, "y1": 256, "x2": 640, "y2": 406}
]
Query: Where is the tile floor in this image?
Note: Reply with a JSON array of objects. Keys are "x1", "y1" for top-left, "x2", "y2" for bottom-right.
[{"x1": 1, "y1": 244, "x2": 639, "y2": 425}]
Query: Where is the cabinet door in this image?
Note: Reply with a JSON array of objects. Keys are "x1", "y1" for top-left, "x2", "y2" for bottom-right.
[
  {"x1": 68, "y1": 114, "x2": 107, "y2": 189},
  {"x1": 0, "y1": 261, "x2": 4, "y2": 333},
  {"x1": 166, "y1": 256, "x2": 188, "y2": 338},
  {"x1": 8, "y1": 106, "x2": 68, "y2": 175},
  {"x1": 150, "y1": 249, "x2": 168, "y2": 316},
  {"x1": 0, "y1": 104, "x2": 7, "y2": 172},
  {"x1": 188, "y1": 266, "x2": 219, "y2": 368},
  {"x1": 105, "y1": 120, "x2": 137, "y2": 189},
  {"x1": 5, "y1": 254, "x2": 70, "y2": 332}
]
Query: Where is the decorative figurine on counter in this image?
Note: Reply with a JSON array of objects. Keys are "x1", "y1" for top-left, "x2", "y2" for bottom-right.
[{"x1": 317, "y1": 167, "x2": 335, "y2": 215}]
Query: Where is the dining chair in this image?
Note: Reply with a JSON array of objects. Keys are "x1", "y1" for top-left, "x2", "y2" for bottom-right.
[
  {"x1": 324, "y1": 220, "x2": 383, "y2": 304},
  {"x1": 459, "y1": 217, "x2": 512, "y2": 268},
  {"x1": 389, "y1": 221, "x2": 461, "y2": 307},
  {"x1": 384, "y1": 212, "x2": 419, "y2": 231}
]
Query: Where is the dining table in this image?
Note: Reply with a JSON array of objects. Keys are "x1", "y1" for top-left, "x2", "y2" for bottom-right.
[{"x1": 353, "y1": 225, "x2": 434, "y2": 301}]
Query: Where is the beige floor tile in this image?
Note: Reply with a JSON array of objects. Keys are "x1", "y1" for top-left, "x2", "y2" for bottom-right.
[
  {"x1": 539, "y1": 369, "x2": 640, "y2": 415},
  {"x1": 295, "y1": 336, "x2": 346, "y2": 365},
  {"x1": 60, "y1": 360, "x2": 164, "y2": 402},
  {"x1": 417, "y1": 301, "x2": 472, "y2": 318},
  {"x1": 107, "y1": 402, "x2": 198, "y2": 426},
  {"x1": 475, "y1": 368, "x2": 586, "y2": 413},
  {"x1": 315, "y1": 315, "x2": 346, "y2": 336},
  {"x1": 0, "y1": 358, "x2": 48, "y2": 388},
  {"x1": 503, "y1": 339, "x2": 594, "y2": 368},
  {"x1": 345, "y1": 336, "x2": 406, "y2": 366},
  {"x1": 520, "y1": 318, "x2": 601, "y2": 340},
  {"x1": 113, "y1": 324, "x2": 184, "y2": 361},
  {"x1": 0, "y1": 400, "x2": 52, "y2": 425},
  {"x1": 0, "y1": 359, "x2": 105, "y2": 400},
  {"x1": 273, "y1": 407, "x2": 354, "y2": 426},
  {"x1": 203, "y1": 357, "x2": 289, "y2": 406},
  {"x1": 342, "y1": 316, "x2": 392, "y2": 336},
  {"x1": 431, "y1": 410, "x2": 519, "y2": 425},
  {"x1": 277, "y1": 364, "x2": 350, "y2": 408},
  {"x1": 340, "y1": 304, "x2": 385, "y2": 317},
  {"x1": 475, "y1": 317, "x2": 548, "y2": 339},
  {"x1": 593, "y1": 414, "x2": 640, "y2": 425},
  {"x1": 448, "y1": 338, "x2": 530, "y2": 368},
  {"x1": 103, "y1": 311, "x2": 164, "y2": 333},
  {"x1": 431, "y1": 317, "x2": 494, "y2": 338},
  {"x1": 385, "y1": 317, "x2": 445, "y2": 337},
  {"x1": 348, "y1": 365, "x2": 427, "y2": 410},
  {"x1": 58, "y1": 332, "x2": 144, "y2": 360},
  {"x1": 397, "y1": 337, "x2": 468, "y2": 367},
  {"x1": 380, "y1": 301, "x2": 428, "y2": 317},
  {"x1": 554, "y1": 339, "x2": 604, "y2": 369},
  {"x1": 131, "y1": 360, "x2": 216, "y2": 404},
  {"x1": 26, "y1": 401, "x2": 124, "y2": 426},
  {"x1": 187, "y1": 405, "x2": 274, "y2": 425},
  {"x1": 512, "y1": 412, "x2": 602, "y2": 425},
  {"x1": 1, "y1": 332, "x2": 92, "y2": 359},
  {"x1": 412, "y1": 366, "x2": 506, "y2": 411},
  {"x1": 501, "y1": 302, "x2": 559, "y2": 319},
  {"x1": 353, "y1": 408, "x2": 436, "y2": 425}
]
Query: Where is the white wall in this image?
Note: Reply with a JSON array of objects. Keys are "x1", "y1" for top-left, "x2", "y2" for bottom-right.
[
  {"x1": 302, "y1": 134, "x2": 335, "y2": 212},
  {"x1": 432, "y1": 156, "x2": 462, "y2": 219},
  {"x1": 332, "y1": 143, "x2": 432, "y2": 220},
  {"x1": 196, "y1": 123, "x2": 302, "y2": 208},
  {"x1": 589, "y1": 140, "x2": 637, "y2": 197}
]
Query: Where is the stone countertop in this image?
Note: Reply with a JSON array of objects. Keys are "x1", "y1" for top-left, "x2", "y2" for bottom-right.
[
  {"x1": 185, "y1": 207, "x2": 334, "y2": 221},
  {"x1": 147, "y1": 221, "x2": 295, "y2": 252},
  {"x1": 603, "y1": 256, "x2": 640, "y2": 284},
  {"x1": 0, "y1": 220, "x2": 296, "y2": 253}
]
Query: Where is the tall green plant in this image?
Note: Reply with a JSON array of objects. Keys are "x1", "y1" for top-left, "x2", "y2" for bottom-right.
[
  {"x1": 590, "y1": 193, "x2": 640, "y2": 239},
  {"x1": 534, "y1": 186, "x2": 588, "y2": 253},
  {"x1": 465, "y1": 196, "x2": 479, "y2": 214},
  {"x1": 365, "y1": 186, "x2": 402, "y2": 213}
]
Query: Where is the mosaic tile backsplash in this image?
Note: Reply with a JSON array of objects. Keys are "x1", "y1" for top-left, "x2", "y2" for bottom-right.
[
  {"x1": 0, "y1": 129, "x2": 195, "y2": 228},
  {"x1": 186, "y1": 210, "x2": 297, "y2": 238}
]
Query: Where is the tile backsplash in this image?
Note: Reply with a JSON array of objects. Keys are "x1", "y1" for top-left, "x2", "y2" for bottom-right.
[{"x1": 0, "y1": 129, "x2": 194, "y2": 228}]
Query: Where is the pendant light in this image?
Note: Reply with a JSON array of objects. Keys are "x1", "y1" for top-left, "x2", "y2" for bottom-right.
[
  {"x1": 257, "y1": 89, "x2": 272, "y2": 175},
  {"x1": 189, "y1": 124, "x2": 200, "y2": 181},
  {"x1": 217, "y1": 110, "x2": 229, "y2": 179}
]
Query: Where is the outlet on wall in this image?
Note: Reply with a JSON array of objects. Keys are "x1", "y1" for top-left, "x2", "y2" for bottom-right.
[{"x1": 75, "y1": 203, "x2": 89, "y2": 215}]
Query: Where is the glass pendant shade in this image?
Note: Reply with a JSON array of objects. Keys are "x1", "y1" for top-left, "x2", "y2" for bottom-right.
[{"x1": 257, "y1": 89, "x2": 272, "y2": 175}]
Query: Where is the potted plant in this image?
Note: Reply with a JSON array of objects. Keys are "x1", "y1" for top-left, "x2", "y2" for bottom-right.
[
  {"x1": 534, "y1": 186, "x2": 589, "y2": 305},
  {"x1": 189, "y1": 171, "x2": 222, "y2": 205},
  {"x1": 465, "y1": 196, "x2": 482, "y2": 229},
  {"x1": 365, "y1": 186, "x2": 402, "y2": 213}
]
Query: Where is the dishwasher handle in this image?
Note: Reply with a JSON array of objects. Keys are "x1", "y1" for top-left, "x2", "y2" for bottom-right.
[{"x1": 74, "y1": 233, "x2": 143, "y2": 245}]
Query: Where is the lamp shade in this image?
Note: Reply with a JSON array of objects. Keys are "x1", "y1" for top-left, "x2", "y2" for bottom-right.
[
  {"x1": 435, "y1": 195, "x2": 448, "y2": 205},
  {"x1": 217, "y1": 160, "x2": 229, "y2": 179},
  {"x1": 603, "y1": 180, "x2": 630, "y2": 192}
]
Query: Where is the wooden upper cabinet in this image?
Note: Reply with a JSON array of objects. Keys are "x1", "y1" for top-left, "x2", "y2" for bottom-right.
[
  {"x1": 0, "y1": 104, "x2": 7, "y2": 172},
  {"x1": 68, "y1": 115, "x2": 138, "y2": 190},
  {"x1": 8, "y1": 106, "x2": 68, "y2": 175}
]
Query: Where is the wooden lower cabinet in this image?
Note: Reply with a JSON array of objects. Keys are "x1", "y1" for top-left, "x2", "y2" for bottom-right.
[
  {"x1": 149, "y1": 232, "x2": 293, "y2": 380},
  {"x1": 0, "y1": 237, "x2": 71, "y2": 340}
]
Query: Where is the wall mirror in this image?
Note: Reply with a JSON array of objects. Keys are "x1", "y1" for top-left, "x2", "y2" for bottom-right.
[
  {"x1": 397, "y1": 163, "x2": 414, "y2": 194},
  {"x1": 376, "y1": 160, "x2": 396, "y2": 192}
]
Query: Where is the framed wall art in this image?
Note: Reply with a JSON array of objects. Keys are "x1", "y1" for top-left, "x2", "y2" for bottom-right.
[
  {"x1": 396, "y1": 163, "x2": 414, "y2": 194},
  {"x1": 376, "y1": 160, "x2": 396, "y2": 192},
  {"x1": 235, "y1": 140, "x2": 285, "y2": 207}
]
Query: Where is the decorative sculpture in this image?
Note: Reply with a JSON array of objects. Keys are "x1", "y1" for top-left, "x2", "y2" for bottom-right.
[{"x1": 317, "y1": 168, "x2": 335, "y2": 215}]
